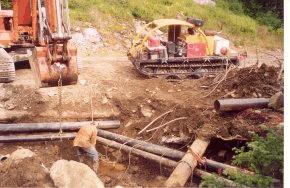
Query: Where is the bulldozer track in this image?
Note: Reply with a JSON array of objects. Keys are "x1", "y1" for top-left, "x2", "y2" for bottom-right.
[{"x1": 132, "y1": 56, "x2": 238, "y2": 77}]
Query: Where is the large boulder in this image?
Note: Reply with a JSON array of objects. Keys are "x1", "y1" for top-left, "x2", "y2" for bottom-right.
[{"x1": 50, "y1": 160, "x2": 104, "y2": 188}]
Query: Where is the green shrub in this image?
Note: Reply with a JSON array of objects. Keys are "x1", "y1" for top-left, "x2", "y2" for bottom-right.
[
  {"x1": 233, "y1": 130, "x2": 283, "y2": 179},
  {"x1": 201, "y1": 129, "x2": 283, "y2": 187},
  {"x1": 199, "y1": 175, "x2": 226, "y2": 188}
]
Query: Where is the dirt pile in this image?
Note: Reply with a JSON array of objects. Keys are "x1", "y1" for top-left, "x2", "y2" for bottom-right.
[
  {"x1": 0, "y1": 157, "x2": 52, "y2": 187},
  {"x1": 217, "y1": 64, "x2": 282, "y2": 98}
]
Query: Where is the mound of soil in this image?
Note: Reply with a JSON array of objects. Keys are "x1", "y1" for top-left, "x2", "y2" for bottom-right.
[
  {"x1": 0, "y1": 157, "x2": 53, "y2": 187},
  {"x1": 217, "y1": 64, "x2": 282, "y2": 98}
]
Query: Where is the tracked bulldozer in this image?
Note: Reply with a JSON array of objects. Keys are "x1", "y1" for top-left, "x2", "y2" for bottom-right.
[
  {"x1": 0, "y1": 0, "x2": 79, "y2": 87},
  {"x1": 128, "y1": 18, "x2": 241, "y2": 78}
]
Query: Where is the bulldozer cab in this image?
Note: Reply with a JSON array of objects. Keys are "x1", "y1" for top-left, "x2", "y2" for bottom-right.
[
  {"x1": 129, "y1": 19, "x2": 211, "y2": 59},
  {"x1": 128, "y1": 18, "x2": 239, "y2": 78}
]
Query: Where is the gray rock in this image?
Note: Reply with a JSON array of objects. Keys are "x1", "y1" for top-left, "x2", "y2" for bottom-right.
[
  {"x1": 140, "y1": 105, "x2": 154, "y2": 117},
  {"x1": 10, "y1": 148, "x2": 35, "y2": 160},
  {"x1": 50, "y1": 160, "x2": 104, "y2": 188},
  {"x1": 269, "y1": 92, "x2": 284, "y2": 110}
]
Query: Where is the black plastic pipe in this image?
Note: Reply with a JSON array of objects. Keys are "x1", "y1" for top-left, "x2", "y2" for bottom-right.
[
  {"x1": 0, "y1": 120, "x2": 120, "y2": 133},
  {"x1": 214, "y1": 98, "x2": 270, "y2": 112}
]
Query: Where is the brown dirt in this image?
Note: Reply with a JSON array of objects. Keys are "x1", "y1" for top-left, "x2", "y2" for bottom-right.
[
  {"x1": 0, "y1": 84, "x2": 47, "y2": 114},
  {"x1": 0, "y1": 140, "x2": 175, "y2": 187},
  {"x1": 211, "y1": 64, "x2": 282, "y2": 98},
  {"x1": 0, "y1": 48, "x2": 284, "y2": 186},
  {"x1": 0, "y1": 157, "x2": 52, "y2": 187}
]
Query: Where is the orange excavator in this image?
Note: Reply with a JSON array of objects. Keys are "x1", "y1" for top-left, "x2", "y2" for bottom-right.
[{"x1": 0, "y1": 0, "x2": 79, "y2": 87}]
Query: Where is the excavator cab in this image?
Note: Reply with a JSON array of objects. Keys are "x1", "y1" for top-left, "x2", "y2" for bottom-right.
[{"x1": 0, "y1": 0, "x2": 79, "y2": 87}]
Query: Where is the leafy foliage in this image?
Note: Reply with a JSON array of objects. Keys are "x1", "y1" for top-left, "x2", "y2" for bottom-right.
[
  {"x1": 220, "y1": 0, "x2": 283, "y2": 30},
  {"x1": 233, "y1": 130, "x2": 283, "y2": 178},
  {"x1": 199, "y1": 175, "x2": 226, "y2": 188},
  {"x1": 201, "y1": 129, "x2": 283, "y2": 187},
  {"x1": 226, "y1": 170, "x2": 273, "y2": 187}
]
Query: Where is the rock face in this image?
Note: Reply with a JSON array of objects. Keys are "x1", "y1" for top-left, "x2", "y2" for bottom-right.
[
  {"x1": 50, "y1": 160, "x2": 104, "y2": 188},
  {"x1": 193, "y1": 0, "x2": 216, "y2": 6},
  {"x1": 10, "y1": 148, "x2": 35, "y2": 160}
]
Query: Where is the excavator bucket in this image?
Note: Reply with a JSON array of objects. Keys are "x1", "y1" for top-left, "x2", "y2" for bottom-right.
[{"x1": 29, "y1": 44, "x2": 79, "y2": 87}]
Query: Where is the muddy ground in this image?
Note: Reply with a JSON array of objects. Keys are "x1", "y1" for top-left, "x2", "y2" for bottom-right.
[{"x1": 0, "y1": 44, "x2": 284, "y2": 187}]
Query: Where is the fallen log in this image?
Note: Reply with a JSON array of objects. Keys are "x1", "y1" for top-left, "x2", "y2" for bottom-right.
[
  {"x1": 165, "y1": 139, "x2": 210, "y2": 187},
  {"x1": 0, "y1": 132, "x2": 241, "y2": 187},
  {"x1": 214, "y1": 98, "x2": 270, "y2": 112},
  {"x1": 0, "y1": 120, "x2": 120, "y2": 133}
]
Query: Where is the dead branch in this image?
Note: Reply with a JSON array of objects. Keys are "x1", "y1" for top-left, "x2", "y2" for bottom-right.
[
  {"x1": 138, "y1": 110, "x2": 173, "y2": 135},
  {"x1": 146, "y1": 117, "x2": 188, "y2": 133},
  {"x1": 202, "y1": 64, "x2": 234, "y2": 98},
  {"x1": 216, "y1": 135, "x2": 247, "y2": 141}
]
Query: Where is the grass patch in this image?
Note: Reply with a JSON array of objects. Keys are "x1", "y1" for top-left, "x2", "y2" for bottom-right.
[{"x1": 69, "y1": 0, "x2": 283, "y2": 49}]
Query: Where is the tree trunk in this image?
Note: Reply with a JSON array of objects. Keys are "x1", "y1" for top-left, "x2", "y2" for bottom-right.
[{"x1": 165, "y1": 138, "x2": 210, "y2": 187}]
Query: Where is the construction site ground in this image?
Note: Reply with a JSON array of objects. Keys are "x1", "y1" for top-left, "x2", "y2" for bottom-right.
[{"x1": 0, "y1": 46, "x2": 284, "y2": 186}]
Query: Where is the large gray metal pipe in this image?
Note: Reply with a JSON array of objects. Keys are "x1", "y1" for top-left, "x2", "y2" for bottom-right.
[{"x1": 214, "y1": 98, "x2": 270, "y2": 112}]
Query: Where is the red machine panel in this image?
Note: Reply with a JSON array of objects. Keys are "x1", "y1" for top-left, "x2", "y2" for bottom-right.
[
  {"x1": 187, "y1": 43, "x2": 206, "y2": 58},
  {"x1": 16, "y1": 0, "x2": 32, "y2": 26}
]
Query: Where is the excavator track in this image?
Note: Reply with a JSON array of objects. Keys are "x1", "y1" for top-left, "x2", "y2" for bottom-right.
[
  {"x1": 0, "y1": 48, "x2": 16, "y2": 83},
  {"x1": 132, "y1": 56, "x2": 239, "y2": 78}
]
